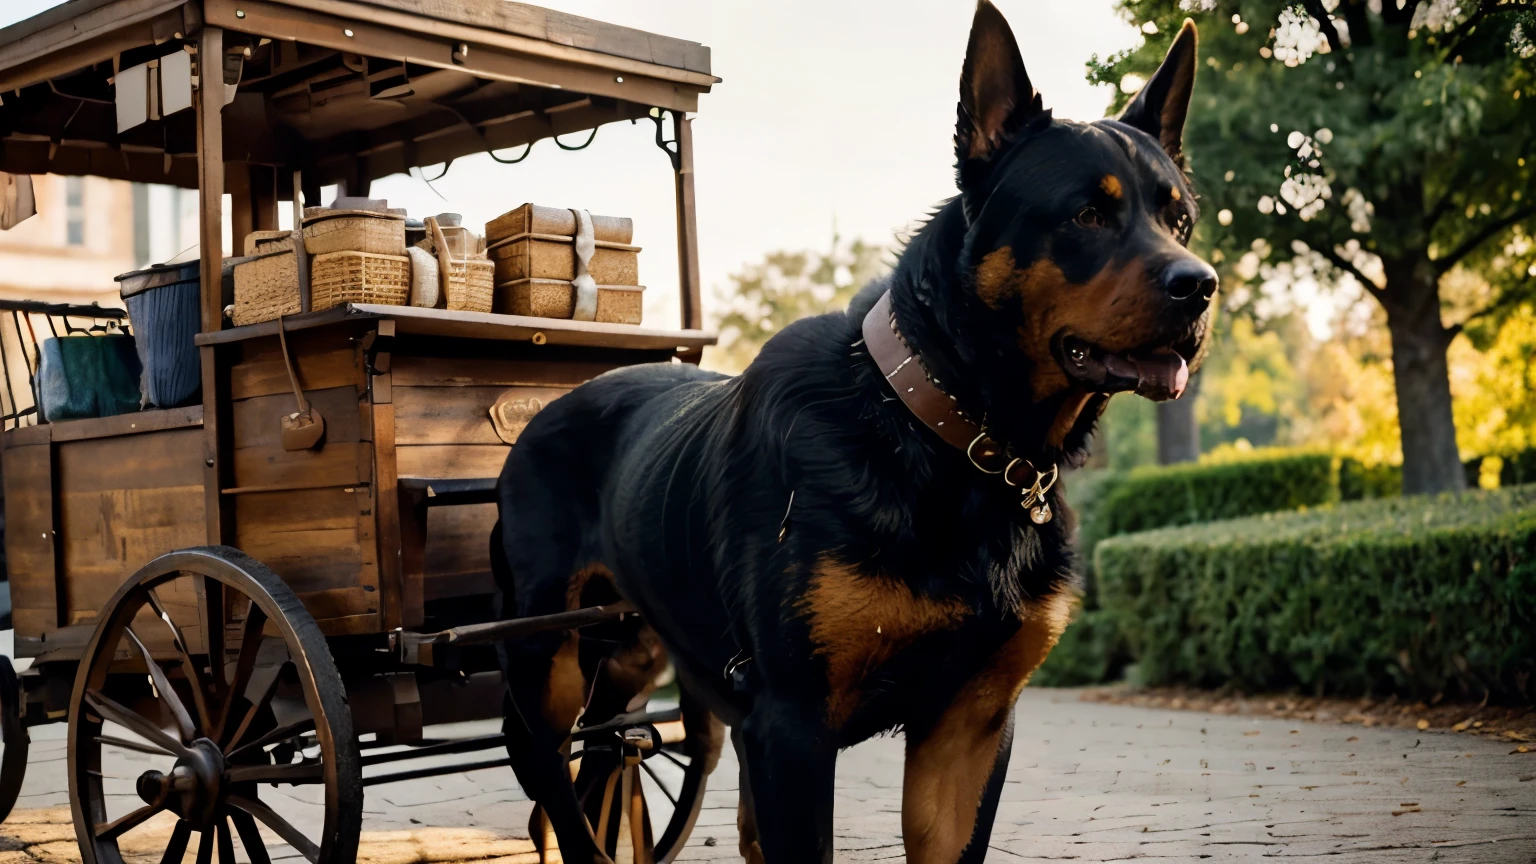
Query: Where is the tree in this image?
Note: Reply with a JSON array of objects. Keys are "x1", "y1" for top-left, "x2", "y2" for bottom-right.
[
  {"x1": 707, "y1": 236, "x2": 887, "y2": 374},
  {"x1": 1093, "y1": 0, "x2": 1536, "y2": 493}
]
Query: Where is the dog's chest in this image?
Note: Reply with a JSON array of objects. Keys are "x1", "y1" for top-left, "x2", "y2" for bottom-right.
[{"x1": 798, "y1": 560, "x2": 990, "y2": 730}]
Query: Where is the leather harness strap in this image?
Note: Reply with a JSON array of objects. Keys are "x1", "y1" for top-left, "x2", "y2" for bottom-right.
[{"x1": 860, "y1": 289, "x2": 1059, "y2": 522}]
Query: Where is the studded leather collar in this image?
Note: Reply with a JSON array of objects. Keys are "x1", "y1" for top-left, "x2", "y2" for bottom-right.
[{"x1": 860, "y1": 290, "x2": 1059, "y2": 522}]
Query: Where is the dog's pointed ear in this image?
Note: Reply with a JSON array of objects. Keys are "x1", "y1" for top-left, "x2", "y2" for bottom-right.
[
  {"x1": 955, "y1": 1, "x2": 1043, "y2": 178},
  {"x1": 1118, "y1": 19, "x2": 1198, "y2": 161}
]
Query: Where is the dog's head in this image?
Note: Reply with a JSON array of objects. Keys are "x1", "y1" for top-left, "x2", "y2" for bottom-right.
[{"x1": 947, "y1": 2, "x2": 1216, "y2": 413}]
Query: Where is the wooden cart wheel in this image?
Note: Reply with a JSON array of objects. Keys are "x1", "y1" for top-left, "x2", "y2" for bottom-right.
[
  {"x1": 67, "y1": 546, "x2": 362, "y2": 864},
  {"x1": 0, "y1": 655, "x2": 30, "y2": 822},
  {"x1": 535, "y1": 681, "x2": 722, "y2": 864}
]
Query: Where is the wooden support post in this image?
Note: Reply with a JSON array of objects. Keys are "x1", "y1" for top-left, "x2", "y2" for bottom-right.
[
  {"x1": 673, "y1": 111, "x2": 703, "y2": 333},
  {"x1": 228, "y1": 163, "x2": 279, "y2": 252},
  {"x1": 228, "y1": 161, "x2": 253, "y2": 257},
  {"x1": 251, "y1": 165, "x2": 278, "y2": 231},
  {"x1": 196, "y1": 25, "x2": 231, "y2": 546}
]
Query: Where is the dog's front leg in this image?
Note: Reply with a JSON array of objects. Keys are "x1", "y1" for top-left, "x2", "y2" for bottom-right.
[
  {"x1": 737, "y1": 703, "x2": 838, "y2": 863},
  {"x1": 902, "y1": 705, "x2": 1016, "y2": 863}
]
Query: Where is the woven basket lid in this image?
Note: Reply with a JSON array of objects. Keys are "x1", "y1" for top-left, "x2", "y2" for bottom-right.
[{"x1": 302, "y1": 207, "x2": 408, "y2": 223}]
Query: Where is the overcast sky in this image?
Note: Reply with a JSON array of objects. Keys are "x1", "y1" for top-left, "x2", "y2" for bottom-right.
[{"x1": 2, "y1": 1, "x2": 1141, "y2": 327}]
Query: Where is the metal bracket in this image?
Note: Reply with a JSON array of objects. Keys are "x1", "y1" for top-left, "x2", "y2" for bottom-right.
[{"x1": 650, "y1": 108, "x2": 680, "y2": 170}]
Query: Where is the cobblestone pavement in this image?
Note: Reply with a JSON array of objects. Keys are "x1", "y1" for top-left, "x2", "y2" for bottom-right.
[{"x1": 2, "y1": 688, "x2": 1532, "y2": 862}]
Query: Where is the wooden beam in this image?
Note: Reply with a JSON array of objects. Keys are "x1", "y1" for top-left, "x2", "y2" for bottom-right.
[
  {"x1": 194, "y1": 304, "x2": 718, "y2": 352},
  {"x1": 673, "y1": 113, "x2": 703, "y2": 332},
  {"x1": 202, "y1": 0, "x2": 705, "y2": 114},
  {"x1": 0, "y1": 1, "x2": 186, "y2": 93},
  {"x1": 261, "y1": 0, "x2": 713, "y2": 74},
  {"x1": 197, "y1": 25, "x2": 231, "y2": 546}
]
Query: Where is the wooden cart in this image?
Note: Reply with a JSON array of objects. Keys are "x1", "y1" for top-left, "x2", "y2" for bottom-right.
[{"x1": 0, "y1": 2, "x2": 720, "y2": 861}]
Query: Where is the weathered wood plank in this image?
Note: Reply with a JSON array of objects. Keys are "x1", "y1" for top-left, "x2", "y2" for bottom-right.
[
  {"x1": 390, "y1": 356, "x2": 618, "y2": 389},
  {"x1": 231, "y1": 386, "x2": 365, "y2": 450},
  {"x1": 57, "y1": 482, "x2": 206, "y2": 625},
  {"x1": 393, "y1": 386, "x2": 568, "y2": 447},
  {"x1": 57, "y1": 428, "x2": 205, "y2": 495},
  {"x1": 396, "y1": 444, "x2": 509, "y2": 481},
  {"x1": 3, "y1": 444, "x2": 56, "y2": 638},
  {"x1": 230, "y1": 343, "x2": 362, "y2": 400},
  {"x1": 231, "y1": 443, "x2": 371, "y2": 491},
  {"x1": 233, "y1": 486, "x2": 377, "y2": 598},
  {"x1": 47, "y1": 406, "x2": 203, "y2": 443},
  {"x1": 422, "y1": 503, "x2": 497, "y2": 601}
]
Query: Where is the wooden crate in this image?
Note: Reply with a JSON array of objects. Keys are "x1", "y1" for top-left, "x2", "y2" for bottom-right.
[
  {"x1": 485, "y1": 204, "x2": 632, "y2": 246},
  {"x1": 487, "y1": 234, "x2": 640, "y2": 285},
  {"x1": 498, "y1": 278, "x2": 644, "y2": 325}
]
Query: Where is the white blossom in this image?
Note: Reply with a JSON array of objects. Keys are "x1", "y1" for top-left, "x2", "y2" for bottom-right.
[
  {"x1": 1341, "y1": 188, "x2": 1375, "y2": 234},
  {"x1": 1411, "y1": 0, "x2": 1464, "y2": 33},
  {"x1": 1272, "y1": 7, "x2": 1325, "y2": 65}
]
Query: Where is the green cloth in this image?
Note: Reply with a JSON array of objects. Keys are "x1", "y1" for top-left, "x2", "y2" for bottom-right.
[{"x1": 35, "y1": 334, "x2": 143, "y2": 422}]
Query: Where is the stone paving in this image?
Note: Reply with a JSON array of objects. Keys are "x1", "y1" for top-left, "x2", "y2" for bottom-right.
[{"x1": 2, "y1": 688, "x2": 1532, "y2": 862}]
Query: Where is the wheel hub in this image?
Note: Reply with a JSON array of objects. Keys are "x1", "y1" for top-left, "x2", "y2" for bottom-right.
[{"x1": 136, "y1": 738, "x2": 225, "y2": 826}]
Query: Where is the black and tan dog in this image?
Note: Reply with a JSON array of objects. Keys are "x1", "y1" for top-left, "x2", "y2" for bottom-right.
[{"x1": 492, "y1": 4, "x2": 1216, "y2": 862}]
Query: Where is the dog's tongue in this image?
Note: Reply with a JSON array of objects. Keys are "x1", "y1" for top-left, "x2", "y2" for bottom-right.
[{"x1": 1102, "y1": 349, "x2": 1189, "y2": 401}]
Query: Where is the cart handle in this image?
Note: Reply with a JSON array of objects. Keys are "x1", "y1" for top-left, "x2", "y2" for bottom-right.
[{"x1": 395, "y1": 600, "x2": 636, "y2": 663}]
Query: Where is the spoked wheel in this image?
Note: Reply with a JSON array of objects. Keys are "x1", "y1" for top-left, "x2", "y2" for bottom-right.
[
  {"x1": 67, "y1": 546, "x2": 361, "y2": 864},
  {"x1": 533, "y1": 681, "x2": 722, "y2": 864},
  {"x1": 0, "y1": 655, "x2": 30, "y2": 822}
]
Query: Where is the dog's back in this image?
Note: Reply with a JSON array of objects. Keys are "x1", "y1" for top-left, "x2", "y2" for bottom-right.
[{"x1": 493, "y1": 361, "x2": 729, "y2": 620}]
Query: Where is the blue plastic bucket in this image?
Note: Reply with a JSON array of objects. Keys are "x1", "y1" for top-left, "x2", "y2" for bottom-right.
[{"x1": 117, "y1": 261, "x2": 201, "y2": 408}]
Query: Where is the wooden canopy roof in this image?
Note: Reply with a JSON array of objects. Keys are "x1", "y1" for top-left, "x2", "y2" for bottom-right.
[{"x1": 0, "y1": 0, "x2": 716, "y2": 189}]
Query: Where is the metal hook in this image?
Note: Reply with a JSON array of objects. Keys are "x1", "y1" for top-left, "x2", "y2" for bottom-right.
[
  {"x1": 487, "y1": 141, "x2": 534, "y2": 164},
  {"x1": 553, "y1": 127, "x2": 599, "y2": 151}
]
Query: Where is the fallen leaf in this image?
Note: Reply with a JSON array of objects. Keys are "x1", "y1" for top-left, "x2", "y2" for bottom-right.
[
  {"x1": 1300, "y1": 785, "x2": 1317, "y2": 790},
  {"x1": 1451, "y1": 718, "x2": 1473, "y2": 732},
  {"x1": 1511, "y1": 746, "x2": 1530, "y2": 755},
  {"x1": 1416, "y1": 719, "x2": 1430, "y2": 731},
  {"x1": 1347, "y1": 736, "x2": 1360, "y2": 743},
  {"x1": 1456, "y1": 780, "x2": 1467, "y2": 786},
  {"x1": 1244, "y1": 730, "x2": 1261, "y2": 737}
]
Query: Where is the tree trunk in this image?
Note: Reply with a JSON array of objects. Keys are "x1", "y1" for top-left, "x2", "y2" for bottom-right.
[
  {"x1": 1156, "y1": 373, "x2": 1201, "y2": 465},
  {"x1": 1382, "y1": 262, "x2": 1465, "y2": 495}
]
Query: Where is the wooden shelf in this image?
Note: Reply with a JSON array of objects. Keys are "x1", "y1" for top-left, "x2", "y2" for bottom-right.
[{"x1": 196, "y1": 304, "x2": 718, "y2": 352}]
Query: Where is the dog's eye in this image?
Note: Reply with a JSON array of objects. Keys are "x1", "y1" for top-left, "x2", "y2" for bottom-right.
[{"x1": 1074, "y1": 207, "x2": 1105, "y2": 229}]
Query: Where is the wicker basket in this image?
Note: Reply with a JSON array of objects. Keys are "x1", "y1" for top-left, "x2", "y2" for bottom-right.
[
  {"x1": 243, "y1": 229, "x2": 294, "y2": 256},
  {"x1": 310, "y1": 251, "x2": 410, "y2": 311},
  {"x1": 303, "y1": 210, "x2": 408, "y2": 257},
  {"x1": 232, "y1": 250, "x2": 301, "y2": 326},
  {"x1": 445, "y1": 259, "x2": 495, "y2": 313},
  {"x1": 498, "y1": 278, "x2": 644, "y2": 325}
]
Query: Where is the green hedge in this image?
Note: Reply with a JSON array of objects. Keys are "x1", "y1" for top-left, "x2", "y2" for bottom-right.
[
  {"x1": 1338, "y1": 457, "x2": 1403, "y2": 501},
  {"x1": 1083, "y1": 450, "x2": 1336, "y2": 549},
  {"x1": 1090, "y1": 485, "x2": 1536, "y2": 701}
]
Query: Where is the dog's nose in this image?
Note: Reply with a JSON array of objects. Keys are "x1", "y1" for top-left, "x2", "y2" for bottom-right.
[{"x1": 1163, "y1": 259, "x2": 1218, "y2": 302}]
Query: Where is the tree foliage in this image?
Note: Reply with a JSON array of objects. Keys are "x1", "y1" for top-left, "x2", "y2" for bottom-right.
[
  {"x1": 707, "y1": 237, "x2": 887, "y2": 374},
  {"x1": 1091, "y1": 0, "x2": 1536, "y2": 492}
]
